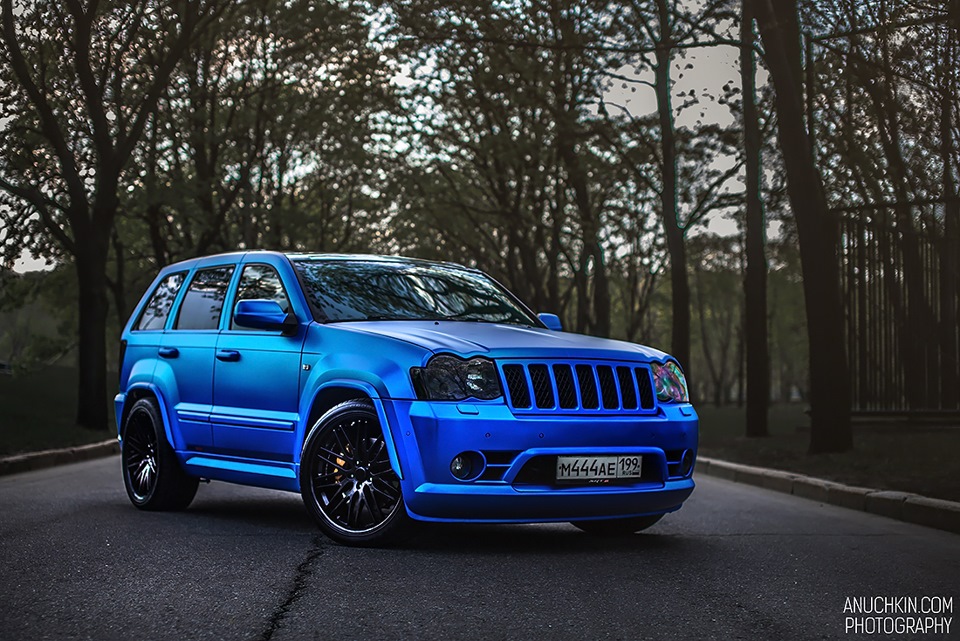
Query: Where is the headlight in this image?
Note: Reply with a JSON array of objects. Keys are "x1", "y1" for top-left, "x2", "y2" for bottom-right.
[
  {"x1": 411, "y1": 355, "x2": 502, "y2": 401},
  {"x1": 651, "y1": 361, "x2": 688, "y2": 403}
]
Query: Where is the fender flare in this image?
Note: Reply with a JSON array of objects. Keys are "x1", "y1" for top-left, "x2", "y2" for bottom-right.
[
  {"x1": 119, "y1": 382, "x2": 177, "y2": 450},
  {"x1": 300, "y1": 379, "x2": 404, "y2": 480}
]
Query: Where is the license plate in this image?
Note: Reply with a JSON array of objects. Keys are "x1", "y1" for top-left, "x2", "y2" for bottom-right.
[{"x1": 555, "y1": 455, "x2": 643, "y2": 482}]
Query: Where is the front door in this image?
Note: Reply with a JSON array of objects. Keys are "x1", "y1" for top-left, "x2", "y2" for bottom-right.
[{"x1": 211, "y1": 263, "x2": 304, "y2": 462}]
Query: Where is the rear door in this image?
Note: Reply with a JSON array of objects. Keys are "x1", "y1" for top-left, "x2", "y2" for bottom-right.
[
  {"x1": 211, "y1": 261, "x2": 305, "y2": 462},
  {"x1": 122, "y1": 270, "x2": 188, "y2": 388},
  {"x1": 158, "y1": 264, "x2": 235, "y2": 451}
]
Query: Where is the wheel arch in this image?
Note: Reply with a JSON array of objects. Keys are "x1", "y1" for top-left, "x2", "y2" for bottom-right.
[
  {"x1": 299, "y1": 380, "x2": 404, "y2": 480},
  {"x1": 119, "y1": 383, "x2": 176, "y2": 449}
]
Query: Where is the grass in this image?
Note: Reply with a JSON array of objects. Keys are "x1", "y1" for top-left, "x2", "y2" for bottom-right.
[
  {"x1": 1, "y1": 367, "x2": 958, "y2": 503},
  {"x1": 0, "y1": 365, "x2": 115, "y2": 456},
  {"x1": 697, "y1": 404, "x2": 960, "y2": 503}
]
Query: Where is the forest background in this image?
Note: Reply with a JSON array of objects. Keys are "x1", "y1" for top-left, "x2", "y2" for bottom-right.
[{"x1": 1, "y1": 0, "x2": 958, "y2": 498}]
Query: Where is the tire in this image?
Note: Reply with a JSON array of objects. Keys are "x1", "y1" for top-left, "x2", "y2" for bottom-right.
[
  {"x1": 121, "y1": 398, "x2": 199, "y2": 511},
  {"x1": 572, "y1": 514, "x2": 664, "y2": 535},
  {"x1": 300, "y1": 400, "x2": 410, "y2": 547}
]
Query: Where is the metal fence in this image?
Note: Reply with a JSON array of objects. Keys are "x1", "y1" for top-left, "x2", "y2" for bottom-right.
[{"x1": 838, "y1": 204, "x2": 960, "y2": 413}]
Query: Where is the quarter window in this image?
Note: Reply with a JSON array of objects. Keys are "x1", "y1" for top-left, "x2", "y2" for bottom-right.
[
  {"x1": 231, "y1": 264, "x2": 291, "y2": 330},
  {"x1": 135, "y1": 272, "x2": 186, "y2": 331},
  {"x1": 174, "y1": 266, "x2": 235, "y2": 330}
]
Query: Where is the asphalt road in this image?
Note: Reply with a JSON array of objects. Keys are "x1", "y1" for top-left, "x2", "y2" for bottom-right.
[{"x1": 1, "y1": 457, "x2": 957, "y2": 641}]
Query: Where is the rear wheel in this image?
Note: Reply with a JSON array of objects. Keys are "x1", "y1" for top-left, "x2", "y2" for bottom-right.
[
  {"x1": 121, "y1": 398, "x2": 198, "y2": 510},
  {"x1": 572, "y1": 514, "x2": 663, "y2": 535},
  {"x1": 300, "y1": 400, "x2": 410, "y2": 547}
]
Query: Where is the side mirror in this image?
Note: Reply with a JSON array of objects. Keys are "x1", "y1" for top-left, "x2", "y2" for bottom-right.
[
  {"x1": 538, "y1": 313, "x2": 563, "y2": 331},
  {"x1": 234, "y1": 299, "x2": 297, "y2": 334}
]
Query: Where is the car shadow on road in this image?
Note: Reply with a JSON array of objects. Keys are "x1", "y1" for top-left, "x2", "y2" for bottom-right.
[
  {"x1": 398, "y1": 522, "x2": 689, "y2": 555},
  {"x1": 183, "y1": 495, "x2": 317, "y2": 534},
  {"x1": 145, "y1": 488, "x2": 691, "y2": 554}
]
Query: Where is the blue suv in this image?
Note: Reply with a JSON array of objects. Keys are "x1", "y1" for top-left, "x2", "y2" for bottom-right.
[{"x1": 117, "y1": 252, "x2": 698, "y2": 545}]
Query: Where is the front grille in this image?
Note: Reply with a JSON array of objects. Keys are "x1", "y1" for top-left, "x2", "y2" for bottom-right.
[{"x1": 499, "y1": 360, "x2": 657, "y2": 414}]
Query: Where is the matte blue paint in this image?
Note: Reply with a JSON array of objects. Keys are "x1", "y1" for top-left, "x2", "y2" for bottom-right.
[
  {"x1": 118, "y1": 251, "x2": 699, "y2": 524},
  {"x1": 537, "y1": 312, "x2": 563, "y2": 331},
  {"x1": 233, "y1": 299, "x2": 290, "y2": 331}
]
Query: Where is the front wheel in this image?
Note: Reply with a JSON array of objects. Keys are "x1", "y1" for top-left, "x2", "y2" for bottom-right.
[
  {"x1": 572, "y1": 514, "x2": 663, "y2": 535},
  {"x1": 300, "y1": 400, "x2": 410, "y2": 547},
  {"x1": 121, "y1": 398, "x2": 198, "y2": 511}
]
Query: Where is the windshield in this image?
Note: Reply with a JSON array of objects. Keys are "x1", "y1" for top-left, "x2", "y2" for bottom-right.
[{"x1": 292, "y1": 259, "x2": 540, "y2": 326}]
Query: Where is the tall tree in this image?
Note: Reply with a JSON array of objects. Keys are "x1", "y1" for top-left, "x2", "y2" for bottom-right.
[
  {"x1": 741, "y1": 0, "x2": 768, "y2": 436},
  {"x1": 615, "y1": 0, "x2": 740, "y2": 382},
  {"x1": 0, "y1": 0, "x2": 224, "y2": 430},
  {"x1": 940, "y1": 22, "x2": 959, "y2": 409},
  {"x1": 753, "y1": 0, "x2": 851, "y2": 452}
]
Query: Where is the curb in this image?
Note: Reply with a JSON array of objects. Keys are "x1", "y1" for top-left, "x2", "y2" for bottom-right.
[
  {"x1": 0, "y1": 439, "x2": 119, "y2": 477},
  {"x1": 696, "y1": 456, "x2": 960, "y2": 536}
]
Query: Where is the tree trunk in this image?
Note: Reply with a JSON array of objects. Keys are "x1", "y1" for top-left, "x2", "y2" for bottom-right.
[
  {"x1": 940, "y1": 29, "x2": 959, "y2": 409},
  {"x1": 74, "y1": 231, "x2": 110, "y2": 431},
  {"x1": 742, "y1": 1, "x2": 769, "y2": 437},
  {"x1": 655, "y1": 0, "x2": 690, "y2": 376},
  {"x1": 755, "y1": 0, "x2": 851, "y2": 453}
]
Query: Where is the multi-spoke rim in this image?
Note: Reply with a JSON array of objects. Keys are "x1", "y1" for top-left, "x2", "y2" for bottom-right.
[
  {"x1": 308, "y1": 413, "x2": 402, "y2": 534},
  {"x1": 124, "y1": 410, "x2": 159, "y2": 502}
]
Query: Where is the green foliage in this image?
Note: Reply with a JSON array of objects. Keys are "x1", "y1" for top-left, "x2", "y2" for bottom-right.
[{"x1": 0, "y1": 266, "x2": 76, "y2": 370}]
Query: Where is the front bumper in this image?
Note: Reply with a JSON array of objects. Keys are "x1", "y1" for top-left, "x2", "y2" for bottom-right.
[{"x1": 381, "y1": 399, "x2": 698, "y2": 523}]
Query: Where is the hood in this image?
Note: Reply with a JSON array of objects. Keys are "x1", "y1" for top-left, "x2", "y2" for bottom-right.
[{"x1": 329, "y1": 320, "x2": 670, "y2": 363}]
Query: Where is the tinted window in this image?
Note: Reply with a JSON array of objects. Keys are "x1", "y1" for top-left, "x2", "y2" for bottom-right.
[
  {"x1": 291, "y1": 260, "x2": 537, "y2": 326},
  {"x1": 174, "y1": 266, "x2": 235, "y2": 330},
  {"x1": 231, "y1": 264, "x2": 291, "y2": 330},
  {"x1": 135, "y1": 272, "x2": 186, "y2": 331}
]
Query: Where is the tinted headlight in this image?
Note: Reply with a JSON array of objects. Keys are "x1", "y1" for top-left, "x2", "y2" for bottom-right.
[
  {"x1": 651, "y1": 360, "x2": 688, "y2": 403},
  {"x1": 411, "y1": 355, "x2": 502, "y2": 401}
]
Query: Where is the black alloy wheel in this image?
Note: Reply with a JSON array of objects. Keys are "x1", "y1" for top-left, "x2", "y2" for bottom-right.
[
  {"x1": 124, "y1": 409, "x2": 159, "y2": 502},
  {"x1": 300, "y1": 400, "x2": 410, "y2": 546},
  {"x1": 121, "y1": 398, "x2": 199, "y2": 511}
]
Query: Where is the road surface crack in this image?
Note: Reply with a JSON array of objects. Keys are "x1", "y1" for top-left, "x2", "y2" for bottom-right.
[{"x1": 255, "y1": 534, "x2": 324, "y2": 641}]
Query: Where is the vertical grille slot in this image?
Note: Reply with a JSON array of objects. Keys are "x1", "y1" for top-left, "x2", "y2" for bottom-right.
[
  {"x1": 502, "y1": 364, "x2": 531, "y2": 408},
  {"x1": 597, "y1": 365, "x2": 619, "y2": 409},
  {"x1": 528, "y1": 364, "x2": 555, "y2": 408},
  {"x1": 616, "y1": 366, "x2": 638, "y2": 409},
  {"x1": 575, "y1": 364, "x2": 599, "y2": 409},
  {"x1": 635, "y1": 367, "x2": 655, "y2": 409},
  {"x1": 552, "y1": 364, "x2": 578, "y2": 409}
]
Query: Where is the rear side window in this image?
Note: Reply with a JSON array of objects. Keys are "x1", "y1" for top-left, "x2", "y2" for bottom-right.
[
  {"x1": 230, "y1": 264, "x2": 291, "y2": 330},
  {"x1": 174, "y1": 266, "x2": 235, "y2": 330},
  {"x1": 135, "y1": 272, "x2": 186, "y2": 331}
]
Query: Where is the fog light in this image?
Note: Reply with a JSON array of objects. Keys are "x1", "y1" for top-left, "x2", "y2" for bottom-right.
[
  {"x1": 451, "y1": 454, "x2": 472, "y2": 480},
  {"x1": 680, "y1": 450, "x2": 694, "y2": 477}
]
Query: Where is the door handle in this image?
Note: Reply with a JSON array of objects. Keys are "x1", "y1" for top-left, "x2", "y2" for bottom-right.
[
  {"x1": 216, "y1": 349, "x2": 241, "y2": 362},
  {"x1": 158, "y1": 347, "x2": 179, "y2": 359}
]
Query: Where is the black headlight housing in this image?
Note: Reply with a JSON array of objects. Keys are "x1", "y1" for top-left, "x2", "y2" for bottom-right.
[{"x1": 411, "y1": 355, "x2": 502, "y2": 401}]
